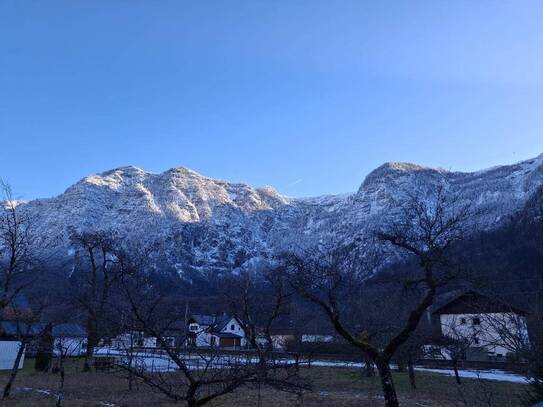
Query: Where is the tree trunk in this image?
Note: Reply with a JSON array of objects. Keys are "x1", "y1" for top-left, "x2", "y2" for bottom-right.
[
  {"x1": 364, "y1": 359, "x2": 375, "y2": 377},
  {"x1": 83, "y1": 318, "x2": 97, "y2": 372},
  {"x1": 35, "y1": 325, "x2": 53, "y2": 372},
  {"x1": 128, "y1": 353, "x2": 134, "y2": 391},
  {"x1": 452, "y1": 359, "x2": 462, "y2": 385},
  {"x1": 407, "y1": 359, "x2": 416, "y2": 389},
  {"x1": 186, "y1": 383, "x2": 199, "y2": 407},
  {"x1": 56, "y1": 355, "x2": 65, "y2": 407},
  {"x1": 3, "y1": 341, "x2": 25, "y2": 399},
  {"x1": 376, "y1": 360, "x2": 399, "y2": 407}
]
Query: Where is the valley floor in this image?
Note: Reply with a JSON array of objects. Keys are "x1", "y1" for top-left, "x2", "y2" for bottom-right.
[{"x1": 0, "y1": 358, "x2": 528, "y2": 406}]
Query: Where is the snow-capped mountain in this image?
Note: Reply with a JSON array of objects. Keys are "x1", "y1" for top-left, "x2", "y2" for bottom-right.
[{"x1": 17, "y1": 154, "x2": 543, "y2": 278}]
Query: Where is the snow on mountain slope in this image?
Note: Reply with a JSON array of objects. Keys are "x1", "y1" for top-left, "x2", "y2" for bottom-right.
[{"x1": 16, "y1": 154, "x2": 543, "y2": 276}]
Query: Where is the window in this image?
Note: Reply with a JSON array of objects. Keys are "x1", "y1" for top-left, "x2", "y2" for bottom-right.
[
  {"x1": 230, "y1": 324, "x2": 235, "y2": 331},
  {"x1": 472, "y1": 317, "x2": 481, "y2": 326},
  {"x1": 460, "y1": 318, "x2": 466, "y2": 324},
  {"x1": 473, "y1": 336, "x2": 479, "y2": 345},
  {"x1": 189, "y1": 324, "x2": 199, "y2": 332}
]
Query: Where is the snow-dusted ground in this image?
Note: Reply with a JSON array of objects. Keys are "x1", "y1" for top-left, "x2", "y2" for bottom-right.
[
  {"x1": 299, "y1": 360, "x2": 528, "y2": 384},
  {"x1": 18, "y1": 387, "x2": 121, "y2": 407},
  {"x1": 94, "y1": 348, "x2": 529, "y2": 384},
  {"x1": 414, "y1": 367, "x2": 528, "y2": 384}
]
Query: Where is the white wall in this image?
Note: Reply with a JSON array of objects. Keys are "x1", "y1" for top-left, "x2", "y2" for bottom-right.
[
  {"x1": 195, "y1": 330, "x2": 211, "y2": 347},
  {"x1": 301, "y1": 334, "x2": 334, "y2": 343},
  {"x1": 270, "y1": 335, "x2": 295, "y2": 350},
  {"x1": 440, "y1": 312, "x2": 528, "y2": 358},
  {"x1": 219, "y1": 318, "x2": 246, "y2": 346},
  {"x1": 0, "y1": 341, "x2": 25, "y2": 370}
]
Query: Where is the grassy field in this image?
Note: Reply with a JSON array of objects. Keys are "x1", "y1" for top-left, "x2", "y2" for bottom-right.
[{"x1": 0, "y1": 358, "x2": 528, "y2": 406}]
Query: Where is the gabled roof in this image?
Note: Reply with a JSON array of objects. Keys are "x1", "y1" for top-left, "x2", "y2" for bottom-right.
[
  {"x1": 268, "y1": 315, "x2": 297, "y2": 334},
  {"x1": 189, "y1": 314, "x2": 244, "y2": 334},
  {"x1": 190, "y1": 314, "x2": 224, "y2": 326},
  {"x1": 52, "y1": 323, "x2": 86, "y2": 338},
  {"x1": 0, "y1": 292, "x2": 31, "y2": 311},
  {"x1": 0, "y1": 291, "x2": 31, "y2": 309},
  {"x1": 432, "y1": 290, "x2": 526, "y2": 316},
  {"x1": 0, "y1": 321, "x2": 45, "y2": 337},
  {"x1": 210, "y1": 316, "x2": 236, "y2": 333},
  {"x1": 7, "y1": 293, "x2": 31, "y2": 309}
]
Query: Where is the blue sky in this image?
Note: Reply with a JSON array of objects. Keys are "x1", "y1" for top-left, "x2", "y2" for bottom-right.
[{"x1": 1, "y1": 1, "x2": 543, "y2": 199}]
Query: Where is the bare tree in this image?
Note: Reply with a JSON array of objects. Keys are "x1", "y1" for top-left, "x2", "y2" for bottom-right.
[
  {"x1": 103, "y1": 243, "x2": 307, "y2": 407},
  {"x1": 52, "y1": 323, "x2": 88, "y2": 407},
  {"x1": 393, "y1": 329, "x2": 427, "y2": 389},
  {"x1": 68, "y1": 230, "x2": 118, "y2": 371},
  {"x1": 479, "y1": 309, "x2": 530, "y2": 360},
  {"x1": 0, "y1": 181, "x2": 47, "y2": 398},
  {"x1": 282, "y1": 186, "x2": 472, "y2": 407},
  {"x1": 0, "y1": 181, "x2": 39, "y2": 313},
  {"x1": 223, "y1": 269, "x2": 310, "y2": 405}
]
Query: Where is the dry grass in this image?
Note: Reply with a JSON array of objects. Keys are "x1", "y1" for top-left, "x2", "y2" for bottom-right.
[{"x1": 0, "y1": 358, "x2": 527, "y2": 406}]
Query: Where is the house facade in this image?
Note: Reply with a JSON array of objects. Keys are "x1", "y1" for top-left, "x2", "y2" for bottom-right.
[
  {"x1": 432, "y1": 290, "x2": 528, "y2": 361},
  {"x1": 187, "y1": 314, "x2": 246, "y2": 348}
]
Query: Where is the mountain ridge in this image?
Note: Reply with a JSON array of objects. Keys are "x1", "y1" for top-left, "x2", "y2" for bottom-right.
[{"x1": 13, "y1": 154, "x2": 543, "y2": 279}]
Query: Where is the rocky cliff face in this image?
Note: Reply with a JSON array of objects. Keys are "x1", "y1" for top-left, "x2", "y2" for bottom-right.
[{"x1": 17, "y1": 154, "x2": 543, "y2": 279}]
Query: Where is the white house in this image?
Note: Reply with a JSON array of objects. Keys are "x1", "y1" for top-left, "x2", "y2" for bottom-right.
[
  {"x1": 432, "y1": 290, "x2": 528, "y2": 360},
  {"x1": 187, "y1": 314, "x2": 246, "y2": 348}
]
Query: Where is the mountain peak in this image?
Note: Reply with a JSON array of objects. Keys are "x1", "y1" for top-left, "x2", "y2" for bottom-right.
[
  {"x1": 359, "y1": 161, "x2": 449, "y2": 194},
  {"x1": 75, "y1": 166, "x2": 148, "y2": 191},
  {"x1": 164, "y1": 166, "x2": 205, "y2": 177},
  {"x1": 102, "y1": 165, "x2": 147, "y2": 175}
]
